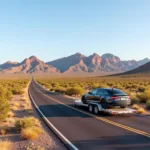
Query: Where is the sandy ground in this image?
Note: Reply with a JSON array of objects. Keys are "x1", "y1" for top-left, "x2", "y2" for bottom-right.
[{"x1": 0, "y1": 83, "x2": 67, "y2": 150}]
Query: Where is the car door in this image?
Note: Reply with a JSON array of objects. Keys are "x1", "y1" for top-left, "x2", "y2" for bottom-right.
[
  {"x1": 96, "y1": 89, "x2": 105, "y2": 101},
  {"x1": 86, "y1": 89, "x2": 98, "y2": 101}
]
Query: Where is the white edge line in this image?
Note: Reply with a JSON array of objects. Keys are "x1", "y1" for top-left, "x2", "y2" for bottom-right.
[{"x1": 28, "y1": 82, "x2": 79, "y2": 150}]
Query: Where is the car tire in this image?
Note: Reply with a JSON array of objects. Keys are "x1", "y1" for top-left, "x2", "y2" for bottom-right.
[
  {"x1": 94, "y1": 105, "x2": 99, "y2": 114},
  {"x1": 120, "y1": 106, "x2": 126, "y2": 108},
  {"x1": 82, "y1": 95, "x2": 86, "y2": 104},
  {"x1": 88, "y1": 104, "x2": 93, "y2": 113},
  {"x1": 101, "y1": 99, "x2": 108, "y2": 109},
  {"x1": 74, "y1": 103, "x2": 77, "y2": 107}
]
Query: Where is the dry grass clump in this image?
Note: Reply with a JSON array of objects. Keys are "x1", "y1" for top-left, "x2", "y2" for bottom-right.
[
  {"x1": 0, "y1": 129, "x2": 6, "y2": 135},
  {"x1": 26, "y1": 144, "x2": 45, "y2": 150},
  {"x1": 131, "y1": 95, "x2": 140, "y2": 104},
  {"x1": 21, "y1": 126, "x2": 42, "y2": 140},
  {"x1": 0, "y1": 139, "x2": 11, "y2": 150},
  {"x1": 4, "y1": 118, "x2": 16, "y2": 125},
  {"x1": 138, "y1": 108, "x2": 148, "y2": 114},
  {"x1": 15, "y1": 117, "x2": 35, "y2": 131},
  {"x1": 137, "y1": 89, "x2": 150, "y2": 103},
  {"x1": 146, "y1": 100, "x2": 150, "y2": 109},
  {"x1": 132, "y1": 104, "x2": 148, "y2": 114},
  {"x1": 54, "y1": 86, "x2": 67, "y2": 94},
  {"x1": 132, "y1": 104, "x2": 140, "y2": 110},
  {"x1": 15, "y1": 117, "x2": 42, "y2": 140},
  {"x1": 8, "y1": 111, "x2": 15, "y2": 118},
  {"x1": 66, "y1": 87, "x2": 85, "y2": 96},
  {"x1": 13, "y1": 102, "x2": 20, "y2": 107},
  {"x1": 11, "y1": 106, "x2": 18, "y2": 111},
  {"x1": 20, "y1": 98, "x2": 26, "y2": 101},
  {"x1": 27, "y1": 110, "x2": 34, "y2": 115}
]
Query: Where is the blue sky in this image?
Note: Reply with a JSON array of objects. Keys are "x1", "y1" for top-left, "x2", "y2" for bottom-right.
[{"x1": 0, "y1": 0, "x2": 150, "y2": 63}]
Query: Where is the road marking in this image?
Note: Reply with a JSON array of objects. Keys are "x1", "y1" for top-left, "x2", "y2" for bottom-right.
[
  {"x1": 33, "y1": 82, "x2": 150, "y2": 138},
  {"x1": 29, "y1": 83, "x2": 79, "y2": 150}
]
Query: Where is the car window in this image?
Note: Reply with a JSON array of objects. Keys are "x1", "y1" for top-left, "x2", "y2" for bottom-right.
[
  {"x1": 96, "y1": 89, "x2": 103, "y2": 95},
  {"x1": 106, "y1": 89, "x2": 127, "y2": 95},
  {"x1": 91, "y1": 89, "x2": 98, "y2": 95},
  {"x1": 97, "y1": 89, "x2": 109, "y2": 96},
  {"x1": 102, "y1": 90, "x2": 109, "y2": 96}
]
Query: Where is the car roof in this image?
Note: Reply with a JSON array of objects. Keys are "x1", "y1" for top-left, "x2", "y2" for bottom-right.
[{"x1": 97, "y1": 88, "x2": 120, "y2": 90}]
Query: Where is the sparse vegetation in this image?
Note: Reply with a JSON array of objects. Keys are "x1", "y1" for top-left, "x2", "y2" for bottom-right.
[
  {"x1": 15, "y1": 117, "x2": 36, "y2": 131},
  {"x1": 15, "y1": 117, "x2": 42, "y2": 140},
  {"x1": 0, "y1": 86, "x2": 10, "y2": 121},
  {"x1": 66, "y1": 87, "x2": 85, "y2": 96},
  {"x1": 21, "y1": 126, "x2": 42, "y2": 140},
  {"x1": 0, "y1": 139, "x2": 11, "y2": 150},
  {"x1": 138, "y1": 107, "x2": 148, "y2": 115},
  {"x1": 0, "y1": 79, "x2": 47, "y2": 149},
  {"x1": 37, "y1": 76, "x2": 150, "y2": 112},
  {"x1": 146, "y1": 100, "x2": 150, "y2": 109}
]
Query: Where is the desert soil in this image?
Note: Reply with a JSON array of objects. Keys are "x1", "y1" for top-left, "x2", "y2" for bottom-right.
[{"x1": 0, "y1": 84, "x2": 67, "y2": 150}]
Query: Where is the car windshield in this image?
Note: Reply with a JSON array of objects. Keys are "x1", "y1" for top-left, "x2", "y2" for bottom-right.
[{"x1": 106, "y1": 89, "x2": 127, "y2": 96}]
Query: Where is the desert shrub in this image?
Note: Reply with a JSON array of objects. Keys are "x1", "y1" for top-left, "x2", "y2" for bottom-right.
[
  {"x1": 123, "y1": 90, "x2": 131, "y2": 96},
  {"x1": 11, "y1": 88, "x2": 24, "y2": 95},
  {"x1": 146, "y1": 100, "x2": 150, "y2": 109},
  {"x1": 113, "y1": 85, "x2": 123, "y2": 90},
  {"x1": 0, "y1": 98, "x2": 10, "y2": 121},
  {"x1": 54, "y1": 86, "x2": 67, "y2": 94},
  {"x1": 21, "y1": 126, "x2": 42, "y2": 140},
  {"x1": 138, "y1": 107, "x2": 147, "y2": 114},
  {"x1": 131, "y1": 84, "x2": 138, "y2": 89},
  {"x1": 132, "y1": 104, "x2": 140, "y2": 110},
  {"x1": 0, "y1": 86, "x2": 10, "y2": 121},
  {"x1": 5, "y1": 91, "x2": 13, "y2": 100},
  {"x1": 92, "y1": 83, "x2": 106, "y2": 89},
  {"x1": 66, "y1": 87, "x2": 85, "y2": 96},
  {"x1": 0, "y1": 86, "x2": 7, "y2": 98},
  {"x1": 137, "y1": 89, "x2": 150, "y2": 103},
  {"x1": 0, "y1": 140, "x2": 11, "y2": 150},
  {"x1": 131, "y1": 95, "x2": 140, "y2": 104},
  {"x1": 92, "y1": 83, "x2": 100, "y2": 89},
  {"x1": 125, "y1": 84, "x2": 132, "y2": 89},
  {"x1": 15, "y1": 117, "x2": 35, "y2": 131},
  {"x1": 137, "y1": 86, "x2": 146, "y2": 92},
  {"x1": 8, "y1": 111, "x2": 15, "y2": 118}
]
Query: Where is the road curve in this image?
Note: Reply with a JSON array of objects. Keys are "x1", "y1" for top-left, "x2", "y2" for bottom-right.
[{"x1": 29, "y1": 80, "x2": 150, "y2": 150}]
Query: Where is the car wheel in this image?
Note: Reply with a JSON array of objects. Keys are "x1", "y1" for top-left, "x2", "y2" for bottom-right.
[
  {"x1": 82, "y1": 95, "x2": 86, "y2": 104},
  {"x1": 101, "y1": 99, "x2": 107, "y2": 109},
  {"x1": 94, "y1": 105, "x2": 99, "y2": 114},
  {"x1": 120, "y1": 106, "x2": 126, "y2": 108},
  {"x1": 88, "y1": 104, "x2": 93, "y2": 113}
]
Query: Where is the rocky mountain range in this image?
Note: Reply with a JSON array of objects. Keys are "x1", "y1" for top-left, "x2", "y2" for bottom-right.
[
  {"x1": 0, "y1": 53, "x2": 149, "y2": 74},
  {"x1": 119, "y1": 61, "x2": 150, "y2": 75},
  {"x1": 0, "y1": 56, "x2": 59, "y2": 74},
  {"x1": 47, "y1": 53, "x2": 149, "y2": 73}
]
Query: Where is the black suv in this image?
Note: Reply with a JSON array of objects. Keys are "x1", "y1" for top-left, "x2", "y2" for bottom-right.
[{"x1": 81, "y1": 88, "x2": 131, "y2": 108}]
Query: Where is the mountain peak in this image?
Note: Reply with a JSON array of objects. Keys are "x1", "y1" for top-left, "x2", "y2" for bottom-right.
[
  {"x1": 29, "y1": 55, "x2": 38, "y2": 60},
  {"x1": 102, "y1": 53, "x2": 120, "y2": 62},
  {"x1": 6, "y1": 61, "x2": 18, "y2": 64},
  {"x1": 74, "y1": 52, "x2": 85, "y2": 57},
  {"x1": 91, "y1": 53, "x2": 100, "y2": 58}
]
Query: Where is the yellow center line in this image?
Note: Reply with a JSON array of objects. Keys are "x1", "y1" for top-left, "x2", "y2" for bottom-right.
[{"x1": 32, "y1": 83, "x2": 150, "y2": 138}]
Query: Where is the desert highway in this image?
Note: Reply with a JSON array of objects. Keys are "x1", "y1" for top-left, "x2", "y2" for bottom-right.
[{"x1": 29, "y1": 80, "x2": 150, "y2": 150}]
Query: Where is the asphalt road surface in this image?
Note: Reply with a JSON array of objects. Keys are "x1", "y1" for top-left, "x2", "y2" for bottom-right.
[{"x1": 29, "y1": 80, "x2": 150, "y2": 150}]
